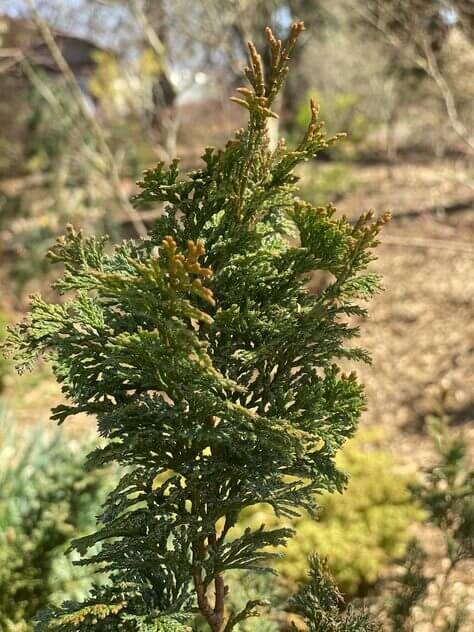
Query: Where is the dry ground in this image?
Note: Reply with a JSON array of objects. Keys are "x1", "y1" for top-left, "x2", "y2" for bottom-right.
[
  {"x1": 338, "y1": 159, "x2": 474, "y2": 629},
  {"x1": 334, "y1": 159, "x2": 474, "y2": 452}
]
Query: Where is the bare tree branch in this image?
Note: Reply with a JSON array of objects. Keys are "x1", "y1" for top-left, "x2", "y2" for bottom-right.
[
  {"x1": 350, "y1": 0, "x2": 474, "y2": 153},
  {"x1": 26, "y1": 0, "x2": 148, "y2": 236},
  {"x1": 420, "y1": 34, "x2": 474, "y2": 151}
]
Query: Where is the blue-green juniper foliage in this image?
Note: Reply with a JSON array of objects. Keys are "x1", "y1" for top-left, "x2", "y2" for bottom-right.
[{"x1": 9, "y1": 21, "x2": 389, "y2": 632}]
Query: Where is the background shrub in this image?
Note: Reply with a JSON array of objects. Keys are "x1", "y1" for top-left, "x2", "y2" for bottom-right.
[
  {"x1": 0, "y1": 311, "x2": 11, "y2": 391},
  {"x1": 235, "y1": 433, "x2": 424, "y2": 595},
  {"x1": 0, "y1": 408, "x2": 108, "y2": 630}
]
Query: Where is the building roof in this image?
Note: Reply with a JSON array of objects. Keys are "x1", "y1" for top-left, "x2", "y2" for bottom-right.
[{"x1": 0, "y1": 15, "x2": 107, "y2": 76}]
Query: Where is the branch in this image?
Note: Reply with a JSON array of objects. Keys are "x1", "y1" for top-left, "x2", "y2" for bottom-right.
[
  {"x1": 223, "y1": 599, "x2": 269, "y2": 632},
  {"x1": 26, "y1": 0, "x2": 147, "y2": 236},
  {"x1": 128, "y1": 0, "x2": 166, "y2": 59},
  {"x1": 350, "y1": 1, "x2": 474, "y2": 153},
  {"x1": 382, "y1": 235, "x2": 474, "y2": 254},
  {"x1": 420, "y1": 35, "x2": 474, "y2": 152},
  {"x1": 191, "y1": 485, "x2": 227, "y2": 632}
]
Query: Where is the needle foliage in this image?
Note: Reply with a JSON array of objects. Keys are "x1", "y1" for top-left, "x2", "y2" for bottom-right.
[{"x1": 8, "y1": 21, "x2": 389, "y2": 632}]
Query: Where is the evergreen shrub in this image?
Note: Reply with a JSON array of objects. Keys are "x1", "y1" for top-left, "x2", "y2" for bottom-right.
[
  {"x1": 235, "y1": 433, "x2": 424, "y2": 595},
  {"x1": 0, "y1": 408, "x2": 108, "y2": 631},
  {"x1": 385, "y1": 416, "x2": 474, "y2": 631},
  {"x1": 8, "y1": 22, "x2": 389, "y2": 632}
]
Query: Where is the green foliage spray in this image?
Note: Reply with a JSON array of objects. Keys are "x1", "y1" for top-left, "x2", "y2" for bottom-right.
[{"x1": 9, "y1": 22, "x2": 389, "y2": 632}]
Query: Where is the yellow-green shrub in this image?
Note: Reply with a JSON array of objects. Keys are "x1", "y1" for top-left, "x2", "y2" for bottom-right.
[
  {"x1": 234, "y1": 434, "x2": 424, "y2": 595},
  {"x1": 0, "y1": 410, "x2": 109, "y2": 630}
]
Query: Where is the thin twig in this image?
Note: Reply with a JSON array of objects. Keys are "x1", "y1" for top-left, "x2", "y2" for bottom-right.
[
  {"x1": 420, "y1": 35, "x2": 474, "y2": 152},
  {"x1": 26, "y1": 0, "x2": 147, "y2": 236},
  {"x1": 382, "y1": 235, "x2": 474, "y2": 254},
  {"x1": 350, "y1": 1, "x2": 474, "y2": 154}
]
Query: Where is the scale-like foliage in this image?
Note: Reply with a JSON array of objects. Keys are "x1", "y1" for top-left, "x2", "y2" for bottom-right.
[
  {"x1": 289, "y1": 556, "x2": 381, "y2": 632},
  {"x1": 234, "y1": 432, "x2": 424, "y2": 595},
  {"x1": 8, "y1": 22, "x2": 389, "y2": 632}
]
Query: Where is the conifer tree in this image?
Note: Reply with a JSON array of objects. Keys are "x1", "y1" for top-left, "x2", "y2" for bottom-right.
[{"x1": 9, "y1": 22, "x2": 389, "y2": 632}]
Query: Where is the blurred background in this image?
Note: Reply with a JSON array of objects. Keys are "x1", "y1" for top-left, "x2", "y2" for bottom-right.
[{"x1": 0, "y1": 1, "x2": 472, "y2": 630}]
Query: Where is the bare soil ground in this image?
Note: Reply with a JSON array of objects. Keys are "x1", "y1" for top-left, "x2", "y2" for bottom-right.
[
  {"x1": 337, "y1": 159, "x2": 474, "y2": 629},
  {"x1": 334, "y1": 160, "x2": 474, "y2": 449}
]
